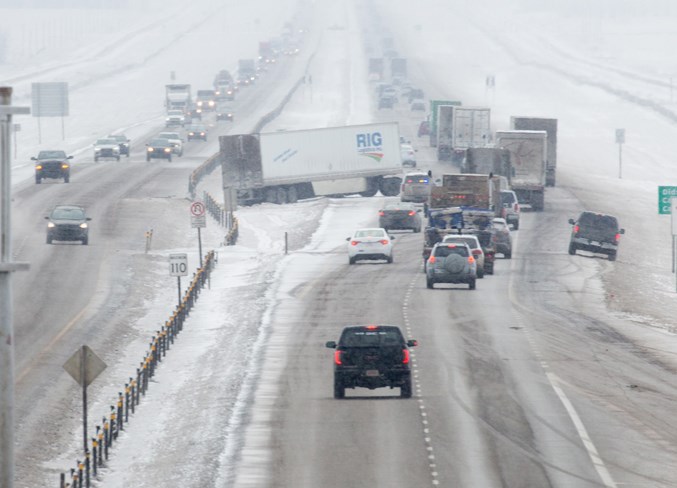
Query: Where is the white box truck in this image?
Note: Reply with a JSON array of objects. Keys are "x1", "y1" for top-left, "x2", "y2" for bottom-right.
[
  {"x1": 165, "y1": 84, "x2": 192, "y2": 112},
  {"x1": 495, "y1": 130, "x2": 547, "y2": 211},
  {"x1": 437, "y1": 106, "x2": 491, "y2": 163},
  {"x1": 220, "y1": 122, "x2": 403, "y2": 205},
  {"x1": 510, "y1": 116, "x2": 558, "y2": 187}
]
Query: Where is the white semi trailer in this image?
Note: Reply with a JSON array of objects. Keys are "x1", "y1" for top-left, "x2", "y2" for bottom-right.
[{"x1": 220, "y1": 122, "x2": 403, "y2": 205}]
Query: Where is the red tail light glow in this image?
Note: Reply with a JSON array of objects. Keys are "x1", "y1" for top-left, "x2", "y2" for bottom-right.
[
  {"x1": 379, "y1": 239, "x2": 389, "y2": 245},
  {"x1": 472, "y1": 249, "x2": 482, "y2": 255},
  {"x1": 378, "y1": 211, "x2": 385, "y2": 216},
  {"x1": 573, "y1": 225, "x2": 580, "y2": 234},
  {"x1": 365, "y1": 325, "x2": 378, "y2": 330},
  {"x1": 408, "y1": 211, "x2": 416, "y2": 216},
  {"x1": 402, "y1": 349, "x2": 410, "y2": 364},
  {"x1": 468, "y1": 256, "x2": 475, "y2": 264},
  {"x1": 615, "y1": 233, "x2": 621, "y2": 242},
  {"x1": 428, "y1": 256, "x2": 436, "y2": 264},
  {"x1": 350, "y1": 240, "x2": 359, "y2": 246},
  {"x1": 334, "y1": 350, "x2": 342, "y2": 365}
]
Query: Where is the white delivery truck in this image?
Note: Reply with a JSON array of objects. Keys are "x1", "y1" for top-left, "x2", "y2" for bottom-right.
[
  {"x1": 510, "y1": 116, "x2": 558, "y2": 187},
  {"x1": 165, "y1": 84, "x2": 192, "y2": 112},
  {"x1": 220, "y1": 122, "x2": 403, "y2": 205},
  {"x1": 495, "y1": 130, "x2": 547, "y2": 211},
  {"x1": 437, "y1": 106, "x2": 491, "y2": 163}
]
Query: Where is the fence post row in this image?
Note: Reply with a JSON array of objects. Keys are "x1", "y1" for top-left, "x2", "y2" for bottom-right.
[{"x1": 59, "y1": 251, "x2": 216, "y2": 485}]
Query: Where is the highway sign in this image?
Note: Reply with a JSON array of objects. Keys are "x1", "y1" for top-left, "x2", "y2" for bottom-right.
[
  {"x1": 63, "y1": 345, "x2": 106, "y2": 387},
  {"x1": 658, "y1": 186, "x2": 677, "y2": 214},
  {"x1": 190, "y1": 201, "x2": 206, "y2": 217},
  {"x1": 31, "y1": 82, "x2": 69, "y2": 117},
  {"x1": 169, "y1": 253, "x2": 188, "y2": 276}
]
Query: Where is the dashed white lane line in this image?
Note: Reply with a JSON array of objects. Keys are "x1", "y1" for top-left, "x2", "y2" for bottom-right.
[{"x1": 403, "y1": 273, "x2": 439, "y2": 487}]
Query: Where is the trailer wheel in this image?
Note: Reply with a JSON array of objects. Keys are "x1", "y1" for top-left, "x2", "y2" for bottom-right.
[
  {"x1": 360, "y1": 178, "x2": 379, "y2": 197},
  {"x1": 287, "y1": 186, "x2": 298, "y2": 203},
  {"x1": 276, "y1": 187, "x2": 288, "y2": 204},
  {"x1": 379, "y1": 177, "x2": 401, "y2": 197},
  {"x1": 265, "y1": 188, "x2": 277, "y2": 203}
]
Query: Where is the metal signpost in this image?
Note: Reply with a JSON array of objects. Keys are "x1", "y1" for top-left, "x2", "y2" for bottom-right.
[
  {"x1": 615, "y1": 128, "x2": 625, "y2": 179},
  {"x1": 63, "y1": 346, "x2": 107, "y2": 457},
  {"x1": 169, "y1": 253, "x2": 188, "y2": 307},
  {"x1": 31, "y1": 82, "x2": 69, "y2": 142},
  {"x1": 190, "y1": 201, "x2": 206, "y2": 268},
  {"x1": 657, "y1": 187, "x2": 677, "y2": 291},
  {"x1": 0, "y1": 87, "x2": 29, "y2": 488}
]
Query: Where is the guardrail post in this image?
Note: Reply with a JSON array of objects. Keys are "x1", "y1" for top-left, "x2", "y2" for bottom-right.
[
  {"x1": 91, "y1": 438, "x2": 97, "y2": 476},
  {"x1": 117, "y1": 393, "x2": 123, "y2": 432}
]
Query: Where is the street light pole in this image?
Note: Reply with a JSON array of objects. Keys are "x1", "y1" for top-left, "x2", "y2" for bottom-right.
[{"x1": 0, "y1": 87, "x2": 29, "y2": 488}]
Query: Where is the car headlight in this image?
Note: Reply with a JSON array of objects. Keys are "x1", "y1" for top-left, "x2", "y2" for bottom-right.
[
  {"x1": 148, "y1": 148, "x2": 154, "y2": 152},
  {"x1": 47, "y1": 222, "x2": 55, "y2": 228},
  {"x1": 79, "y1": 223, "x2": 88, "y2": 229},
  {"x1": 200, "y1": 132, "x2": 205, "y2": 136},
  {"x1": 164, "y1": 148, "x2": 171, "y2": 153},
  {"x1": 36, "y1": 164, "x2": 43, "y2": 169},
  {"x1": 61, "y1": 164, "x2": 70, "y2": 169},
  {"x1": 189, "y1": 132, "x2": 194, "y2": 136},
  {"x1": 208, "y1": 101, "x2": 215, "y2": 106}
]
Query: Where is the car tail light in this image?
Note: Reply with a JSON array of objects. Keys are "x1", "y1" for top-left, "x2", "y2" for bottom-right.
[
  {"x1": 472, "y1": 249, "x2": 482, "y2": 256},
  {"x1": 428, "y1": 256, "x2": 436, "y2": 264},
  {"x1": 350, "y1": 240, "x2": 359, "y2": 246},
  {"x1": 573, "y1": 225, "x2": 579, "y2": 234},
  {"x1": 615, "y1": 233, "x2": 621, "y2": 242},
  {"x1": 408, "y1": 211, "x2": 416, "y2": 216},
  {"x1": 468, "y1": 256, "x2": 475, "y2": 264},
  {"x1": 379, "y1": 239, "x2": 389, "y2": 245},
  {"x1": 378, "y1": 211, "x2": 385, "y2": 216},
  {"x1": 365, "y1": 325, "x2": 378, "y2": 330},
  {"x1": 402, "y1": 349, "x2": 410, "y2": 364},
  {"x1": 334, "y1": 350, "x2": 342, "y2": 365}
]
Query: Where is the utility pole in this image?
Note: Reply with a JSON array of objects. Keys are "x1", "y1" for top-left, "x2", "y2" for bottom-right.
[{"x1": 0, "y1": 87, "x2": 29, "y2": 488}]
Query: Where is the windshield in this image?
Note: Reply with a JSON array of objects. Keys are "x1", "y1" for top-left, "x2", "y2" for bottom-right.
[
  {"x1": 37, "y1": 151, "x2": 66, "y2": 159},
  {"x1": 433, "y1": 244, "x2": 469, "y2": 258},
  {"x1": 579, "y1": 213, "x2": 618, "y2": 230},
  {"x1": 96, "y1": 139, "x2": 115, "y2": 145},
  {"x1": 51, "y1": 207, "x2": 85, "y2": 220},
  {"x1": 443, "y1": 237, "x2": 478, "y2": 249},
  {"x1": 339, "y1": 328, "x2": 404, "y2": 347},
  {"x1": 355, "y1": 229, "x2": 386, "y2": 238},
  {"x1": 150, "y1": 139, "x2": 170, "y2": 146}
]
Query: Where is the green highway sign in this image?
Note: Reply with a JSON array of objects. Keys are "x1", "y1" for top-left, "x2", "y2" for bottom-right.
[{"x1": 658, "y1": 186, "x2": 677, "y2": 214}]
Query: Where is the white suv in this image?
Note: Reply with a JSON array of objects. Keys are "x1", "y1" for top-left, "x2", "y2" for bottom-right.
[{"x1": 157, "y1": 132, "x2": 183, "y2": 157}]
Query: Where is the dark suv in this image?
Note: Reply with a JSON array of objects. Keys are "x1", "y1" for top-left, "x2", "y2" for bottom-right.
[
  {"x1": 325, "y1": 325, "x2": 417, "y2": 399},
  {"x1": 45, "y1": 205, "x2": 91, "y2": 245},
  {"x1": 32, "y1": 150, "x2": 72, "y2": 184},
  {"x1": 568, "y1": 211, "x2": 624, "y2": 261}
]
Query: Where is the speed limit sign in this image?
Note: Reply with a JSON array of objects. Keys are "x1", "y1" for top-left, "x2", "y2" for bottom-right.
[
  {"x1": 191, "y1": 201, "x2": 205, "y2": 217},
  {"x1": 169, "y1": 253, "x2": 188, "y2": 276}
]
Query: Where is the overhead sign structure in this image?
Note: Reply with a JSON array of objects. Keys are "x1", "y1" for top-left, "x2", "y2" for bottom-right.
[
  {"x1": 169, "y1": 253, "x2": 188, "y2": 277},
  {"x1": 658, "y1": 186, "x2": 677, "y2": 214}
]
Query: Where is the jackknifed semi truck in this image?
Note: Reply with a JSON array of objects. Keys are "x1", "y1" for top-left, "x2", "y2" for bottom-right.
[{"x1": 221, "y1": 122, "x2": 403, "y2": 205}]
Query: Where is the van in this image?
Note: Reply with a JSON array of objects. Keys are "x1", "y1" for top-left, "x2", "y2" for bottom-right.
[{"x1": 401, "y1": 172, "x2": 431, "y2": 203}]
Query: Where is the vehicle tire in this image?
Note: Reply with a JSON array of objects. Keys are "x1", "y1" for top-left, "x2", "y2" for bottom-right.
[
  {"x1": 444, "y1": 254, "x2": 466, "y2": 274},
  {"x1": 414, "y1": 226, "x2": 421, "y2": 233},
  {"x1": 349, "y1": 256, "x2": 356, "y2": 265},
  {"x1": 401, "y1": 377, "x2": 412, "y2": 398},
  {"x1": 426, "y1": 278, "x2": 434, "y2": 289},
  {"x1": 477, "y1": 267, "x2": 484, "y2": 279},
  {"x1": 469, "y1": 279, "x2": 476, "y2": 290},
  {"x1": 513, "y1": 220, "x2": 519, "y2": 230},
  {"x1": 35, "y1": 176, "x2": 41, "y2": 184},
  {"x1": 608, "y1": 252, "x2": 617, "y2": 262},
  {"x1": 568, "y1": 243, "x2": 576, "y2": 255},
  {"x1": 276, "y1": 187, "x2": 288, "y2": 205},
  {"x1": 334, "y1": 379, "x2": 345, "y2": 399},
  {"x1": 505, "y1": 251, "x2": 512, "y2": 259},
  {"x1": 486, "y1": 264, "x2": 494, "y2": 275},
  {"x1": 126, "y1": 153, "x2": 130, "y2": 158},
  {"x1": 82, "y1": 236, "x2": 88, "y2": 246},
  {"x1": 46, "y1": 235, "x2": 52, "y2": 244},
  {"x1": 287, "y1": 186, "x2": 299, "y2": 203},
  {"x1": 146, "y1": 156, "x2": 151, "y2": 162},
  {"x1": 64, "y1": 174, "x2": 70, "y2": 183},
  {"x1": 387, "y1": 254, "x2": 393, "y2": 264},
  {"x1": 94, "y1": 156, "x2": 98, "y2": 162},
  {"x1": 168, "y1": 155, "x2": 172, "y2": 162}
]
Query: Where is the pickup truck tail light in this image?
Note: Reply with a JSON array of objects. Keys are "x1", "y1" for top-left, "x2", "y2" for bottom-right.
[
  {"x1": 468, "y1": 256, "x2": 475, "y2": 264},
  {"x1": 402, "y1": 349, "x2": 410, "y2": 364},
  {"x1": 408, "y1": 210, "x2": 416, "y2": 216},
  {"x1": 334, "y1": 350, "x2": 343, "y2": 365},
  {"x1": 615, "y1": 233, "x2": 621, "y2": 242},
  {"x1": 573, "y1": 225, "x2": 580, "y2": 234},
  {"x1": 378, "y1": 211, "x2": 385, "y2": 216}
]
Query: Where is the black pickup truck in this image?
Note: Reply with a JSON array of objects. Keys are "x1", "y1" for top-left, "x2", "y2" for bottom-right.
[{"x1": 325, "y1": 325, "x2": 417, "y2": 399}]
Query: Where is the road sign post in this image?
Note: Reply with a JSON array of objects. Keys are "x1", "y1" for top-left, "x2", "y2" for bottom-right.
[
  {"x1": 63, "y1": 345, "x2": 106, "y2": 458},
  {"x1": 169, "y1": 253, "x2": 188, "y2": 307},
  {"x1": 615, "y1": 129, "x2": 625, "y2": 179},
  {"x1": 190, "y1": 201, "x2": 206, "y2": 268}
]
